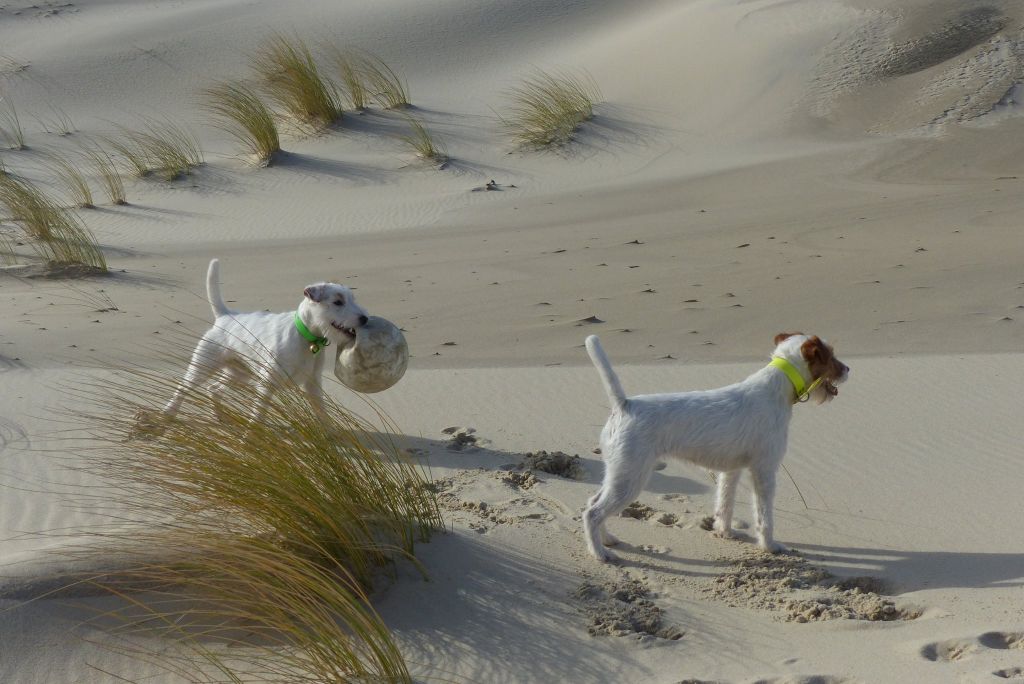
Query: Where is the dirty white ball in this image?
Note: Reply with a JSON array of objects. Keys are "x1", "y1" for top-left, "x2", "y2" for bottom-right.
[{"x1": 333, "y1": 316, "x2": 408, "y2": 393}]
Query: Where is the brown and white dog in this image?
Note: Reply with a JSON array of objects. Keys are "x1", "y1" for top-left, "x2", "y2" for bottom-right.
[{"x1": 582, "y1": 333, "x2": 849, "y2": 562}]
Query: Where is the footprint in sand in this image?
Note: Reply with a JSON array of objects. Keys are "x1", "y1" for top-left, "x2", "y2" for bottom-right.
[
  {"x1": 979, "y1": 631, "x2": 1024, "y2": 650},
  {"x1": 920, "y1": 638, "x2": 980, "y2": 662},
  {"x1": 920, "y1": 631, "x2": 1024, "y2": 664}
]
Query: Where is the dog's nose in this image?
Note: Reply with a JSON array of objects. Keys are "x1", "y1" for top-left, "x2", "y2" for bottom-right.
[{"x1": 358, "y1": 315, "x2": 368, "y2": 326}]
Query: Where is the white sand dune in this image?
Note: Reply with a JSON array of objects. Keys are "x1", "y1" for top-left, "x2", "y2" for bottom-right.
[{"x1": 2, "y1": 0, "x2": 1023, "y2": 681}]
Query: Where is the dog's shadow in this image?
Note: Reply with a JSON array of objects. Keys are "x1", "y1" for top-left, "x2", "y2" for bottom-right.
[
  {"x1": 792, "y1": 542, "x2": 1024, "y2": 594},
  {"x1": 369, "y1": 430, "x2": 711, "y2": 498}
]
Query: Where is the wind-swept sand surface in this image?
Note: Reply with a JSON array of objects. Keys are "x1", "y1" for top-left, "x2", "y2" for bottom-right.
[{"x1": 1, "y1": 0, "x2": 1023, "y2": 682}]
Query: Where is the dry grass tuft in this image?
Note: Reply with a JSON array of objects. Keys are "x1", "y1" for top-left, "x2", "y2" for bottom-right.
[
  {"x1": 41, "y1": 149, "x2": 95, "y2": 208},
  {"x1": 204, "y1": 81, "x2": 281, "y2": 166},
  {"x1": 504, "y1": 69, "x2": 600, "y2": 147},
  {"x1": 103, "y1": 134, "x2": 150, "y2": 178},
  {"x1": 400, "y1": 114, "x2": 447, "y2": 164},
  {"x1": 330, "y1": 48, "x2": 371, "y2": 111},
  {"x1": 63, "y1": 355, "x2": 442, "y2": 680},
  {"x1": 0, "y1": 97, "x2": 26, "y2": 150},
  {"x1": 0, "y1": 173, "x2": 106, "y2": 271},
  {"x1": 329, "y1": 49, "x2": 409, "y2": 111},
  {"x1": 78, "y1": 141, "x2": 126, "y2": 205},
  {"x1": 37, "y1": 104, "x2": 76, "y2": 136},
  {"x1": 109, "y1": 120, "x2": 203, "y2": 180},
  {"x1": 363, "y1": 55, "x2": 409, "y2": 109},
  {"x1": 253, "y1": 34, "x2": 342, "y2": 130}
]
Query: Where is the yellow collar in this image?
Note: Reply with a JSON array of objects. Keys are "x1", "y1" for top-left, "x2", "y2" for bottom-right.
[{"x1": 768, "y1": 356, "x2": 822, "y2": 404}]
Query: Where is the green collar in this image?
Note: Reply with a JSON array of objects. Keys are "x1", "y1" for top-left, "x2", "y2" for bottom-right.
[
  {"x1": 294, "y1": 313, "x2": 329, "y2": 354},
  {"x1": 768, "y1": 356, "x2": 822, "y2": 404}
]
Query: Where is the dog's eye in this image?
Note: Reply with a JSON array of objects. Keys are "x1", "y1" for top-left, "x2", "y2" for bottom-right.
[{"x1": 333, "y1": 299, "x2": 345, "y2": 306}]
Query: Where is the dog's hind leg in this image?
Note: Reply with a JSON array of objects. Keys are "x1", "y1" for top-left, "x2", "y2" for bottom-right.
[
  {"x1": 162, "y1": 337, "x2": 223, "y2": 420},
  {"x1": 750, "y1": 463, "x2": 786, "y2": 553},
  {"x1": 583, "y1": 446, "x2": 655, "y2": 562},
  {"x1": 712, "y1": 470, "x2": 741, "y2": 539},
  {"x1": 586, "y1": 488, "x2": 620, "y2": 548}
]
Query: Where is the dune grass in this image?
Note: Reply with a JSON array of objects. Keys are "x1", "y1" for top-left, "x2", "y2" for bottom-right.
[
  {"x1": 400, "y1": 114, "x2": 447, "y2": 164},
  {"x1": 66, "y1": 355, "x2": 442, "y2": 680},
  {"x1": 363, "y1": 56, "x2": 409, "y2": 110},
  {"x1": 82, "y1": 531, "x2": 412, "y2": 683},
  {"x1": 0, "y1": 173, "x2": 106, "y2": 271},
  {"x1": 41, "y1": 150, "x2": 95, "y2": 208},
  {"x1": 0, "y1": 98, "x2": 26, "y2": 150},
  {"x1": 109, "y1": 120, "x2": 203, "y2": 180},
  {"x1": 78, "y1": 141, "x2": 127, "y2": 205},
  {"x1": 504, "y1": 69, "x2": 600, "y2": 147},
  {"x1": 330, "y1": 48, "x2": 371, "y2": 111},
  {"x1": 38, "y1": 104, "x2": 76, "y2": 136},
  {"x1": 104, "y1": 134, "x2": 150, "y2": 178},
  {"x1": 253, "y1": 34, "x2": 342, "y2": 130},
  {"x1": 330, "y1": 49, "x2": 408, "y2": 111},
  {"x1": 204, "y1": 81, "x2": 281, "y2": 166}
]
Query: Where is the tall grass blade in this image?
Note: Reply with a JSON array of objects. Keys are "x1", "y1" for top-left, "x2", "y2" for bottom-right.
[
  {"x1": 41, "y1": 149, "x2": 95, "y2": 208},
  {"x1": 504, "y1": 69, "x2": 601, "y2": 147},
  {"x1": 204, "y1": 81, "x2": 281, "y2": 166},
  {"x1": 0, "y1": 97, "x2": 26, "y2": 149},
  {"x1": 0, "y1": 173, "x2": 106, "y2": 271},
  {"x1": 252, "y1": 34, "x2": 341, "y2": 130},
  {"x1": 400, "y1": 114, "x2": 447, "y2": 164},
  {"x1": 78, "y1": 140, "x2": 127, "y2": 205}
]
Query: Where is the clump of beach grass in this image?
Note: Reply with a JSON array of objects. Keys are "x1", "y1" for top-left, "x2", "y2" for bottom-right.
[
  {"x1": 0, "y1": 173, "x2": 106, "y2": 271},
  {"x1": 0, "y1": 97, "x2": 26, "y2": 150},
  {"x1": 329, "y1": 49, "x2": 408, "y2": 111},
  {"x1": 63, "y1": 356, "x2": 442, "y2": 680},
  {"x1": 78, "y1": 141, "x2": 126, "y2": 205},
  {"x1": 253, "y1": 34, "x2": 341, "y2": 130},
  {"x1": 329, "y1": 48, "x2": 371, "y2": 111},
  {"x1": 41, "y1": 149, "x2": 95, "y2": 208},
  {"x1": 203, "y1": 81, "x2": 281, "y2": 166},
  {"x1": 363, "y1": 55, "x2": 409, "y2": 109},
  {"x1": 79, "y1": 531, "x2": 412, "y2": 683},
  {"x1": 400, "y1": 114, "x2": 447, "y2": 164},
  {"x1": 504, "y1": 69, "x2": 600, "y2": 147},
  {"x1": 109, "y1": 120, "x2": 203, "y2": 180},
  {"x1": 104, "y1": 134, "x2": 150, "y2": 178},
  {"x1": 37, "y1": 104, "x2": 75, "y2": 136}
]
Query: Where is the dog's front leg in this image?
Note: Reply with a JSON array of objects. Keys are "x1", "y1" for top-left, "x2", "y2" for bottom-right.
[
  {"x1": 301, "y1": 377, "x2": 333, "y2": 426},
  {"x1": 750, "y1": 464, "x2": 787, "y2": 553},
  {"x1": 712, "y1": 470, "x2": 740, "y2": 539}
]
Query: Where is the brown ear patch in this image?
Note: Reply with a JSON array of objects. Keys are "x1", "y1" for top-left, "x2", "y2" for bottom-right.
[
  {"x1": 774, "y1": 332, "x2": 802, "y2": 345},
  {"x1": 801, "y1": 336, "x2": 844, "y2": 381}
]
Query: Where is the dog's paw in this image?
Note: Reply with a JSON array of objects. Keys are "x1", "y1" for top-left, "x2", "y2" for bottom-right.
[
  {"x1": 591, "y1": 547, "x2": 619, "y2": 563},
  {"x1": 760, "y1": 540, "x2": 789, "y2": 554},
  {"x1": 129, "y1": 409, "x2": 166, "y2": 441},
  {"x1": 708, "y1": 517, "x2": 734, "y2": 539}
]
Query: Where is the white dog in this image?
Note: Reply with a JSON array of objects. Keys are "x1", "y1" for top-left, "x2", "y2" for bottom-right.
[
  {"x1": 161, "y1": 259, "x2": 368, "y2": 422},
  {"x1": 582, "y1": 333, "x2": 848, "y2": 562}
]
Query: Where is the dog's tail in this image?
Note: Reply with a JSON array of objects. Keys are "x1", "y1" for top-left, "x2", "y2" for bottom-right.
[
  {"x1": 206, "y1": 258, "x2": 231, "y2": 318},
  {"x1": 585, "y1": 335, "x2": 627, "y2": 411}
]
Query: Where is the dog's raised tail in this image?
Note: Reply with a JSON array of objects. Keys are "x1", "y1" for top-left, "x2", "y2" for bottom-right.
[
  {"x1": 585, "y1": 335, "x2": 627, "y2": 410},
  {"x1": 206, "y1": 258, "x2": 230, "y2": 318}
]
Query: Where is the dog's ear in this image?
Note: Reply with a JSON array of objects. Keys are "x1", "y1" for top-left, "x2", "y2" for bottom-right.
[
  {"x1": 303, "y1": 285, "x2": 325, "y2": 303},
  {"x1": 800, "y1": 336, "x2": 831, "y2": 364},
  {"x1": 774, "y1": 332, "x2": 801, "y2": 345}
]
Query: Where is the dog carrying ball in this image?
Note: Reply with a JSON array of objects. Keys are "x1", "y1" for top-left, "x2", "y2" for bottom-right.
[{"x1": 333, "y1": 316, "x2": 408, "y2": 393}]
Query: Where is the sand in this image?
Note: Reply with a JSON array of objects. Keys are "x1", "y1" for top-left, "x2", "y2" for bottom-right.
[{"x1": 1, "y1": 0, "x2": 1023, "y2": 682}]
